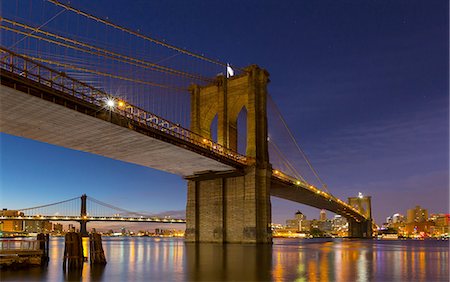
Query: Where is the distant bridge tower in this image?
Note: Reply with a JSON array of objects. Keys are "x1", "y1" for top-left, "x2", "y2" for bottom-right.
[
  {"x1": 186, "y1": 65, "x2": 272, "y2": 243},
  {"x1": 80, "y1": 194, "x2": 88, "y2": 237},
  {"x1": 348, "y1": 193, "x2": 373, "y2": 238}
]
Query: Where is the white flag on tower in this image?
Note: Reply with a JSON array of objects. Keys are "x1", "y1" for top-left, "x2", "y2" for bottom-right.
[{"x1": 227, "y1": 63, "x2": 234, "y2": 78}]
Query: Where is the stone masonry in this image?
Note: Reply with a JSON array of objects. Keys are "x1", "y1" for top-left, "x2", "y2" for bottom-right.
[{"x1": 186, "y1": 65, "x2": 272, "y2": 243}]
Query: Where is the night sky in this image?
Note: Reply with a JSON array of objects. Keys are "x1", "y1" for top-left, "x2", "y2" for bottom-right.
[{"x1": 0, "y1": 0, "x2": 448, "y2": 227}]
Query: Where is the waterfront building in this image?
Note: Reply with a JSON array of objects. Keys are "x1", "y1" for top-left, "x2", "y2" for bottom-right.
[
  {"x1": 429, "y1": 214, "x2": 450, "y2": 237},
  {"x1": 332, "y1": 215, "x2": 348, "y2": 236},
  {"x1": 0, "y1": 209, "x2": 24, "y2": 232},
  {"x1": 24, "y1": 220, "x2": 52, "y2": 233},
  {"x1": 53, "y1": 223, "x2": 63, "y2": 233},
  {"x1": 392, "y1": 213, "x2": 405, "y2": 224},
  {"x1": 285, "y1": 210, "x2": 307, "y2": 232},
  {"x1": 384, "y1": 213, "x2": 406, "y2": 232}
]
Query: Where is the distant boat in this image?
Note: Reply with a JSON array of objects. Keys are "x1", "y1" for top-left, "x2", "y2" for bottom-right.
[{"x1": 378, "y1": 234, "x2": 398, "y2": 240}]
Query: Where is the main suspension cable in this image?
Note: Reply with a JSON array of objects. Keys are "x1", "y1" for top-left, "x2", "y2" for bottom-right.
[
  {"x1": 1, "y1": 18, "x2": 211, "y2": 82},
  {"x1": 18, "y1": 196, "x2": 80, "y2": 211},
  {"x1": 47, "y1": 0, "x2": 245, "y2": 72}
]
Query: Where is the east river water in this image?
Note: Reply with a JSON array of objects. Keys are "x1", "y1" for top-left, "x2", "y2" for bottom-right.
[{"x1": 1, "y1": 237, "x2": 448, "y2": 281}]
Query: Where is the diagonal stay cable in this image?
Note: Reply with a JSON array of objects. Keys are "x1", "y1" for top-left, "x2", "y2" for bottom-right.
[
  {"x1": 9, "y1": 8, "x2": 65, "y2": 48},
  {"x1": 268, "y1": 94, "x2": 329, "y2": 193},
  {"x1": 268, "y1": 140, "x2": 306, "y2": 182}
]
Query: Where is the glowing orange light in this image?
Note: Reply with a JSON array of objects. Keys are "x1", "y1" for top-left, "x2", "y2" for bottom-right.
[{"x1": 118, "y1": 100, "x2": 125, "y2": 108}]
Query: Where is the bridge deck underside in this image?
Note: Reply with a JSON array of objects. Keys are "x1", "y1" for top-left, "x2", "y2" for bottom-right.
[
  {"x1": 0, "y1": 84, "x2": 234, "y2": 176},
  {"x1": 270, "y1": 178, "x2": 365, "y2": 222}
]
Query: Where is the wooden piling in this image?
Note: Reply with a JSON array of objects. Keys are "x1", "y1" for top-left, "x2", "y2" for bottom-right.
[
  {"x1": 37, "y1": 233, "x2": 49, "y2": 265},
  {"x1": 89, "y1": 233, "x2": 107, "y2": 265},
  {"x1": 62, "y1": 232, "x2": 84, "y2": 270}
]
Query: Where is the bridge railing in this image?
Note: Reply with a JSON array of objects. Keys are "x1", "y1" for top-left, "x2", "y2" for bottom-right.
[
  {"x1": 0, "y1": 240, "x2": 40, "y2": 251},
  {"x1": 0, "y1": 47, "x2": 248, "y2": 165}
]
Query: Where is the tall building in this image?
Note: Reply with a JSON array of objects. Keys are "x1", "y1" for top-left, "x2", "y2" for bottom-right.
[
  {"x1": 320, "y1": 210, "x2": 327, "y2": 221},
  {"x1": 407, "y1": 206, "x2": 428, "y2": 223},
  {"x1": 285, "y1": 211, "x2": 307, "y2": 232}
]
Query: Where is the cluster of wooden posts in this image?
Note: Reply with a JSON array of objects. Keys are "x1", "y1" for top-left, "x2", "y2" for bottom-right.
[
  {"x1": 63, "y1": 232, "x2": 106, "y2": 270},
  {"x1": 89, "y1": 233, "x2": 106, "y2": 265}
]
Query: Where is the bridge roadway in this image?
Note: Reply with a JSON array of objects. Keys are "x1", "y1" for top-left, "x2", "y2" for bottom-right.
[
  {"x1": 0, "y1": 54, "x2": 365, "y2": 223},
  {"x1": 0, "y1": 73, "x2": 242, "y2": 176}
]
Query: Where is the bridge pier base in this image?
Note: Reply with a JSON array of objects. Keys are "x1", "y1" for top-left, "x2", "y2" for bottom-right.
[
  {"x1": 185, "y1": 166, "x2": 272, "y2": 244},
  {"x1": 80, "y1": 221, "x2": 89, "y2": 237},
  {"x1": 348, "y1": 219, "x2": 372, "y2": 238}
]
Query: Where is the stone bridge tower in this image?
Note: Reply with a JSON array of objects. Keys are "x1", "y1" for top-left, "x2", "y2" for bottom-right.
[
  {"x1": 348, "y1": 194, "x2": 373, "y2": 238},
  {"x1": 186, "y1": 65, "x2": 272, "y2": 243}
]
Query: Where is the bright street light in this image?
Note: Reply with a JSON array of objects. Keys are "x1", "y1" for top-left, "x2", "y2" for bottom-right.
[{"x1": 106, "y1": 99, "x2": 115, "y2": 108}]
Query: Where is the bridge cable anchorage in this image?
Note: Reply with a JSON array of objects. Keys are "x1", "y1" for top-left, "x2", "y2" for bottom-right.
[
  {"x1": 0, "y1": 18, "x2": 212, "y2": 83},
  {"x1": 267, "y1": 94, "x2": 330, "y2": 193},
  {"x1": 46, "y1": 0, "x2": 246, "y2": 72},
  {"x1": 17, "y1": 196, "x2": 80, "y2": 212}
]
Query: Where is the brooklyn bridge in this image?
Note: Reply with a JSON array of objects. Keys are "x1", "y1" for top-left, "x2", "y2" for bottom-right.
[{"x1": 0, "y1": 0, "x2": 373, "y2": 243}]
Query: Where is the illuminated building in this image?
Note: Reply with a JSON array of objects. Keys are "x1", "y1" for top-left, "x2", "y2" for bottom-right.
[
  {"x1": 24, "y1": 220, "x2": 52, "y2": 233},
  {"x1": 332, "y1": 215, "x2": 347, "y2": 233},
  {"x1": 53, "y1": 223, "x2": 63, "y2": 233},
  {"x1": 285, "y1": 210, "x2": 307, "y2": 232},
  {"x1": 407, "y1": 205, "x2": 428, "y2": 223},
  {"x1": 0, "y1": 209, "x2": 24, "y2": 232},
  {"x1": 429, "y1": 214, "x2": 450, "y2": 237},
  {"x1": 320, "y1": 209, "x2": 327, "y2": 221},
  {"x1": 392, "y1": 213, "x2": 405, "y2": 224}
]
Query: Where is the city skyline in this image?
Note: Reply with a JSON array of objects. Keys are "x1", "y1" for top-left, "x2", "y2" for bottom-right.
[{"x1": 1, "y1": 0, "x2": 448, "y2": 226}]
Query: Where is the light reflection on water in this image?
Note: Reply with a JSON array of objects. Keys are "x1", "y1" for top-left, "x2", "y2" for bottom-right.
[{"x1": 1, "y1": 238, "x2": 448, "y2": 281}]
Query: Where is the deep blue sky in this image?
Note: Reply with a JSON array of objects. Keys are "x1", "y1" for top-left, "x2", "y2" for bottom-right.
[{"x1": 1, "y1": 0, "x2": 448, "y2": 226}]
